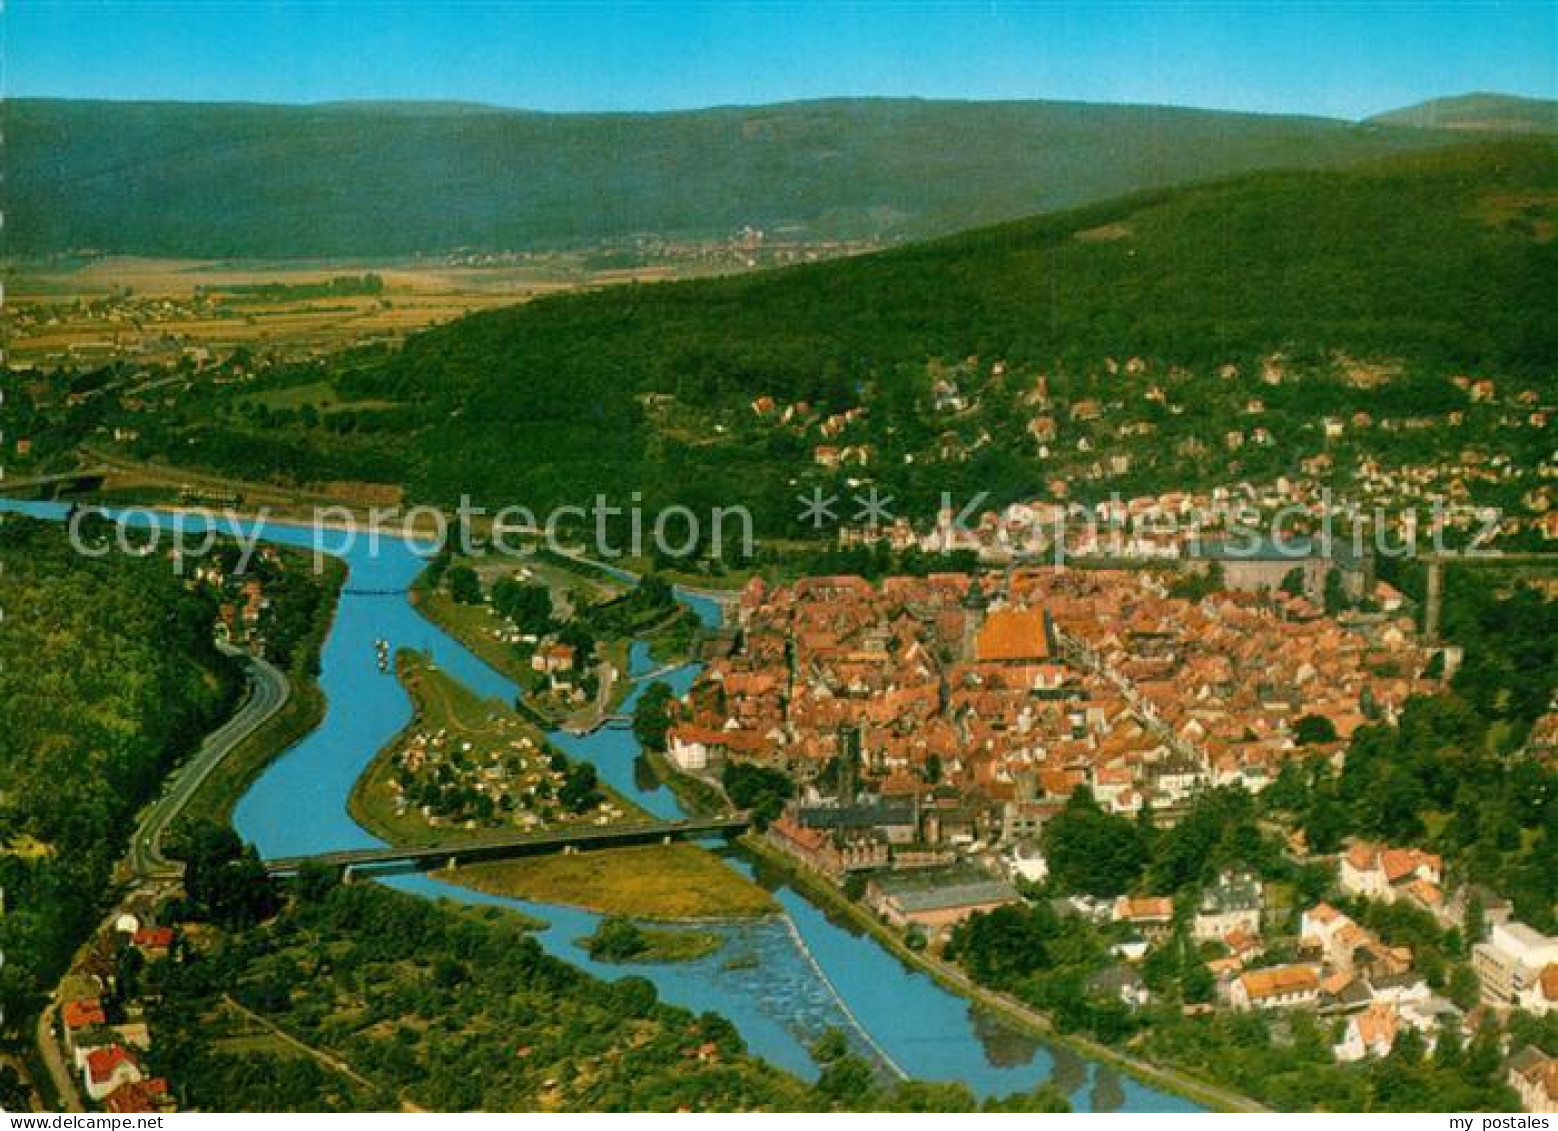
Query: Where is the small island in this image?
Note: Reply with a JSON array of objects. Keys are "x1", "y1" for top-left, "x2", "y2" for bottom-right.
[
  {"x1": 350, "y1": 651, "x2": 778, "y2": 921},
  {"x1": 582, "y1": 916, "x2": 725, "y2": 964}
]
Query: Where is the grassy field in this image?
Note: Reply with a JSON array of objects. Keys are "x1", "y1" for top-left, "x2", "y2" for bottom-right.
[{"x1": 445, "y1": 843, "x2": 777, "y2": 921}]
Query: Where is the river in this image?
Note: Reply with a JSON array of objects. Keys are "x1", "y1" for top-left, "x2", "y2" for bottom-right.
[{"x1": 1, "y1": 500, "x2": 1197, "y2": 1111}]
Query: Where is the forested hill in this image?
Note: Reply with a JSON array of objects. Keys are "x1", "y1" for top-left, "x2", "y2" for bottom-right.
[
  {"x1": 0, "y1": 517, "x2": 238, "y2": 1018},
  {"x1": 2, "y1": 94, "x2": 1509, "y2": 258},
  {"x1": 1369, "y1": 93, "x2": 1558, "y2": 135},
  {"x1": 140, "y1": 141, "x2": 1556, "y2": 533}
]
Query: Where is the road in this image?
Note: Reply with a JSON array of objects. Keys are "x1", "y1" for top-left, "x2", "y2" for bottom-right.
[
  {"x1": 35, "y1": 643, "x2": 292, "y2": 1111},
  {"x1": 263, "y1": 814, "x2": 750, "y2": 875},
  {"x1": 129, "y1": 643, "x2": 290, "y2": 877},
  {"x1": 34, "y1": 1004, "x2": 81, "y2": 1113}
]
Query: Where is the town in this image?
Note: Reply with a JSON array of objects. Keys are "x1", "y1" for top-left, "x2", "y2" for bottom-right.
[
  {"x1": 5, "y1": 11, "x2": 1556, "y2": 1113},
  {"x1": 649, "y1": 559, "x2": 1555, "y2": 1109}
]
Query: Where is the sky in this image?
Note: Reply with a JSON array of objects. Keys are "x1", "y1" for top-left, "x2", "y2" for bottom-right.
[{"x1": 5, "y1": 1, "x2": 1555, "y2": 120}]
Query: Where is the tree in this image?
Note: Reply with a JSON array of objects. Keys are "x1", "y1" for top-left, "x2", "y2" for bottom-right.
[
  {"x1": 632, "y1": 681, "x2": 676, "y2": 752},
  {"x1": 983, "y1": 1082, "x2": 1071, "y2": 1112},
  {"x1": 1463, "y1": 892, "x2": 1487, "y2": 946},
  {"x1": 885, "y1": 1079, "x2": 978, "y2": 1111},
  {"x1": 292, "y1": 859, "x2": 341, "y2": 904},
  {"x1": 1323, "y1": 567, "x2": 1349, "y2": 615},
  {"x1": 490, "y1": 576, "x2": 553, "y2": 633},
  {"x1": 446, "y1": 564, "x2": 482, "y2": 605},
  {"x1": 587, "y1": 918, "x2": 649, "y2": 961},
  {"x1": 1293, "y1": 714, "x2": 1338, "y2": 746},
  {"x1": 1448, "y1": 964, "x2": 1482, "y2": 1011},
  {"x1": 607, "y1": 975, "x2": 658, "y2": 1018},
  {"x1": 559, "y1": 763, "x2": 603, "y2": 812},
  {"x1": 1041, "y1": 789, "x2": 1147, "y2": 896},
  {"x1": 948, "y1": 902, "x2": 1066, "y2": 985},
  {"x1": 0, "y1": 1065, "x2": 31, "y2": 1112},
  {"x1": 722, "y1": 763, "x2": 795, "y2": 828},
  {"x1": 167, "y1": 819, "x2": 278, "y2": 927}
]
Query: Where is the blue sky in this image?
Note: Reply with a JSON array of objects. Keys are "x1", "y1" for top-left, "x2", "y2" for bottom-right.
[{"x1": 6, "y1": 2, "x2": 1554, "y2": 119}]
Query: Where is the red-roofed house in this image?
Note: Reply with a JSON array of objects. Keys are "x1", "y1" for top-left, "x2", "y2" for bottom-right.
[
  {"x1": 1334, "y1": 1003, "x2": 1401, "y2": 1061},
  {"x1": 104, "y1": 1078, "x2": 171, "y2": 1114},
  {"x1": 1340, "y1": 842, "x2": 1442, "y2": 903},
  {"x1": 83, "y1": 1045, "x2": 143, "y2": 1102},
  {"x1": 62, "y1": 998, "x2": 107, "y2": 1033}
]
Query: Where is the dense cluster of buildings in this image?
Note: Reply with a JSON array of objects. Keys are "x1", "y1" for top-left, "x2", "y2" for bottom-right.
[
  {"x1": 670, "y1": 565, "x2": 1439, "y2": 861},
  {"x1": 657, "y1": 565, "x2": 1557, "y2": 1107}
]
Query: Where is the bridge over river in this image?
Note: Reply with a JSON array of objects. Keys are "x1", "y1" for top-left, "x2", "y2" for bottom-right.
[{"x1": 264, "y1": 814, "x2": 750, "y2": 877}]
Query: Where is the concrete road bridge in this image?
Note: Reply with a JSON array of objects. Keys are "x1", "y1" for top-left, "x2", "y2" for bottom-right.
[{"x1": 263, "y1": 814, "x2": 750, "y2": 878}]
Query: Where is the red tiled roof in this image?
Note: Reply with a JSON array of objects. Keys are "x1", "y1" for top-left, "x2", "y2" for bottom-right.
[
  {"x1": 1238, "y1": 964, "x2": 1319, "y2": 1000},
  {"x1": 85, "y1": 1044, "x2": 138, "y2": 1085},
  {"x1": 63, "y1": 999, "x2": 106, "y2": 1030},
  {"x1": 105, "y1": 1078, "x2": 168, "y2": 1114},
  {"x1": 974, "y1": 608, "x2": 1051, "y2": 663}
]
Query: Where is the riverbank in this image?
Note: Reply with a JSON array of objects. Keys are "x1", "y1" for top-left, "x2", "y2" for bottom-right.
[
  {"x1": 177, "y1": 557, "x2": 346, "y2": 829},
  {"x1": 736, "y1": 833, "x2": 1267, "y2": 1114}
]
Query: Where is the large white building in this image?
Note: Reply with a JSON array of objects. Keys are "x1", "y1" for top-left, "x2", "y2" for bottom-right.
[{"x1": 1472, "y1": 922, "x2": 1558, "y2": 1012}]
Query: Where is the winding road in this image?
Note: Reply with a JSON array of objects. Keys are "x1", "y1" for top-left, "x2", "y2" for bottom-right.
[
  {"x1": 35, "y1": 642, "x2": 291, "y2": 1111},
  {"x1": 129, "y1": 643, "x2": 290, "y2": 878}
]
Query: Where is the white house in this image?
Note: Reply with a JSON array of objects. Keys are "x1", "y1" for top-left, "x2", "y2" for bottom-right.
[
  {"x1": 1334, "y1": 1003, "x2": 1401, "y2": 1062},
  {"x1": 1339, "y1": 842, "x2": 1442, "y2": 903},
  {"x1": 83, "y1": 1046, "x2": 142, "y2": 1103},
  {"x1": 1229, "y1": 964, "x2": 1320, "y2": 1011}
]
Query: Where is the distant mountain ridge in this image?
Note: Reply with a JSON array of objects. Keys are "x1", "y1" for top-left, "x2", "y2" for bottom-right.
[
  {"x1": 144, "y1": 140, "x2": 1555, "y2": 532},
  {"x1": 1369, "y1": 93, "x2": 1557, "y2": 135},
  {"x1": 5, "y1": 93, "x2": 1541, "y2": 259}
]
